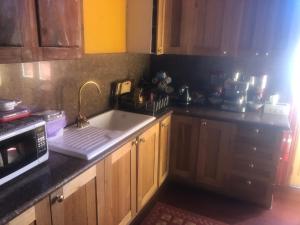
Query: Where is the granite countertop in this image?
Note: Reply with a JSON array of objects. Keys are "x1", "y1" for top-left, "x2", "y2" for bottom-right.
[
  {"x1": 0, "y1": 110, "x2": 172, "y2": 225},
  {"x1": 171, "y1": 106, "x2": 290, "y2": 130}
]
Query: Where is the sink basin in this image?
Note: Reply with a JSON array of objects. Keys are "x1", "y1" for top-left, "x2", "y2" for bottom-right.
[{"x1": 49, "y1": 110, "x2": 155, "y2": 160}]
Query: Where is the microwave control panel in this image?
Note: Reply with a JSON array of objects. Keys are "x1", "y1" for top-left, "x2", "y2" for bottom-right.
[{"x1": 35, "y1": 126, "x2": 48, "y2": 157}]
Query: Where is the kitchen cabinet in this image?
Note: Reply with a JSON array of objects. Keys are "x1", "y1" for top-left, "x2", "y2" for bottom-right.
[
  {"x1": 84, "y1": 0, "x2": 126, "y2": 53},
  {"x1": 36, "y1": 0, "x2": 83, "y2": 59},
  {"x1": 189, "y1": 0, "x2": 244, "y2": 56},
  {"x1": 137, "y1": 123, "x2": 159, "y2": 211},
  {"x1": 0, "y1": 0, "x2": 37, "y2": 62},
  {"x1": 127, "y1": 0, "x2": 166, "y2": 54},
  {"x1": 163, "y1": 0, "x2": 193, "y2": 54},
  {"x1": 196, "y1": 119, "x2": 235, "y2": 188},
  {"x1": 158, "y1": 115, "x2": 171, "y2": 186},
  {"x1": 50, "y1": 166, "x2": 97, "y2": 225},
  {"x1": 0, "y1": 0, "x2": 83, "y2": 63},
  {"x1": 97, "y1": 141, "x2": 137, "y2": 225},
  {"x1": 7, "y1": 198, "x2": 51, "y2": 225},
  {"x1": 170, "y1": 115, "x2": 199, "y2": 182}
]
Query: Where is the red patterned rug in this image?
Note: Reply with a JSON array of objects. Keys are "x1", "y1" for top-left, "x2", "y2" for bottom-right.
[{"x1": 141, "y1": 202, "x2": 228, "y2": 225}]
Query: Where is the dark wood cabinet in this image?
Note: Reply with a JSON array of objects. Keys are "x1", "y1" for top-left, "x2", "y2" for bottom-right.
[
  {"x1": 170, "y1": 115, "x2": 199, "y2": 182},
  {"x1": 196, "y1": 119, "x2": 235, "y2": 188},
  {"x1": 0, "y1": 0, "x2": 83, "y2": 63},
  {"x1": 189, "y1": 0, "x2": 244, "y2": 56},
  {"x1": 35, "y1": 0, "x2": 83, "y2": 59},
  {"x1": 0, "y1": 0, "x2": 38, "y2": 62}
]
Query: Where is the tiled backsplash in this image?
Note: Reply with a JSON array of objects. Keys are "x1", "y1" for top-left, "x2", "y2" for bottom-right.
[
  {"x1": 151, "y1": 54, "x2": 292, "y2": 102},
  {"x1": 0, "y1": 54, "x2": 150, "y2": 124}
]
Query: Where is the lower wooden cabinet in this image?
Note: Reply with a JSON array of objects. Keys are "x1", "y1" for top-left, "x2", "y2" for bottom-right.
[
  {"x1": 97, "y1": 141, "x2": 137, "y2": 225},
  {"x1": 196, "y1": 119, "x2": 235, "y2": 188},
  {"x1": 7, "y1": 198, "x2": 51, "y2": 225},
  {"x1": 158, "y1": 115, "x2": 171, "y2": 186},
  {"x1": 170, "y1": 115, "x2": 199, "y2": 182},
  {"x1": 50, "y1": 166, "x2": 97, "y2": 225},
  {"x1": 137, "y1": 123, "x2": 159, "y2": 211}
]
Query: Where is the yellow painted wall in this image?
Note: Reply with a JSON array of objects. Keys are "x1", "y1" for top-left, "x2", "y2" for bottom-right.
[
  {"x1": 290, "y1": 138, "x2": 300, "y2": 187},
  {"x1": 83, "y1": 0, "x2": 126, "y2": 53}
]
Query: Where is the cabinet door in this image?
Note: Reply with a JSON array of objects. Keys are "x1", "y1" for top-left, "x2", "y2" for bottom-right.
[
  {"x1": 196, "y1": 119, "x2": 234, "y2": 188},
  {"x1": 238, "y1": 0, "x2": 281, "y2": 57},
  {"x1": 8, "y1": 198, "x2": 51, "y2": 225},
  {"x1": 51, "y1": 166, "x2": 97, "y2": 225},
  {"x1": 163, "y1": 0, "x2": 193, "y2": 54},
  {"x1": 137, "y1": 124, "x2": 159, "y2": 211},
  {"x1": 158, "y1": 116, "x2": 171, "y2": 186},
  {"x1": 35, "y1": 0, "x2": 83, "y2": 59},
  {"x1": 0, "y1": 0, "x2": 37, "y2": 62},
  {"x1": 170, "y1": 115, "x2": 199, "y2": 182},
  {"x1": 100, "y1": 141, "x2": 137, "y2": 225},
  {"x1": 189, "y1": 0, "x2": 244, "y2": 56}
]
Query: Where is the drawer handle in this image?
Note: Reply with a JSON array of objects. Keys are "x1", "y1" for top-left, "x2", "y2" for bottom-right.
[
  {"x1": 201, "y1": 121, "x2": 207, "y2": 126},
  {"x1": 139, "y1": 138, "x2": 146, "y2": 143},
  {"x1": 249, "y1": 163, "x2": 255, "y2": 169},
  {"x1": 132, "y1": 140, "x2": 138, "y2": 146},
  {"x1": 246, "y1": 180, "x2": 252, "y2": 185},
  {"x1": 252, "y1": 147, "x2": 257, "y2": 151}
]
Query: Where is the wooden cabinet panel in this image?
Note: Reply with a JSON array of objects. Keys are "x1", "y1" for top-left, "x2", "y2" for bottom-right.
[
  {"x1": 8, "y1": 198, "x2": 51, "y2": 225},
  {"x1": 170, "y1": 115, "x2": 199, "y2": 181},
  {"x1": 35, "y1": 0, "x2": 83, "y2": 59},
  {"x1": 51, "y1": 166, "x2": 97, "y2": 225},
  {"x1": 189, "y1": 0, "x2": 244, "y2": 56},
  {"x1": 163, "y1": 0, "x2": 193, "y2": 54},
  {"x1": 158, "y1": 116, "x2": 171, "y2": 186},
  {"x1": 137, "y1": 124, "x2": 159, "y2": 210},
  {"x1": 100, "y1": 141, "x2": 137, "y2": 225},
  {"x1": 0, "y1": 0, "x2": 37, "y2": 62},
  {"x1": 196, "y1": 119, "x2": 235, "y2": 188}
]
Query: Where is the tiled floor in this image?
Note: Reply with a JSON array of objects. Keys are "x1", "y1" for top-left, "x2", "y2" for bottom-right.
[{"x1": 132, "y1": 182, "x2": 300, "y2": 225}]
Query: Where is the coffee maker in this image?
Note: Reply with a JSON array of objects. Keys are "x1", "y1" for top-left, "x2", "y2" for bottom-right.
[{"x1": 221, "y1": 73, "x2": 249, "y2": 113}]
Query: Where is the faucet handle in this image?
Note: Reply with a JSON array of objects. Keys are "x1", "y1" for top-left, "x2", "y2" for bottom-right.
[{"x1": 76, "y1": 113, "x2": 89, "y2": 128}]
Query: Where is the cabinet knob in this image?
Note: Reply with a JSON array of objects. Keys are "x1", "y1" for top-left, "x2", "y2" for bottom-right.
[
  {"x1": 161, "y1": 123, "x2": 167, "y2": 128},
  {"x1": 249, "y1": 162, "x2": 255, "y2": 168},
  {"x1": 223, "y1": 51, "x2": 227, "y2": 55},
  {"x1": 132, "y1": 140, "x2": 138, "y2": 146},
  {"x1": 201, "y1": 121, "x2": 207, "y2": 126},
  {"x1": 265, "y1": 52, "x2": 269, "y2": 56},
  {"x1": 252, "y1": 146, "x2": 257, "y2": 151},
  {"x1": 157, "y1": 47, "x2": 163, "y2": 54},
  {"x1": 139, "y1": 138, "x2": 146, "y2": 143},
  {"x1": 254, "y1": 128, "x2": 260, "y2": 134},
  {"x1": 56, "y1": 195, "x2": 64, "y2": 203},
  {"x1": 246, "y1": 180, "x2": 252, "y2": 185},
  {"x1": 255, "y1": 52, "x2": 260, "y2": 56}
]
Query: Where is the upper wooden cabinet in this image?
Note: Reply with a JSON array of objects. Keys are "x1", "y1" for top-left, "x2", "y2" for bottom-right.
[
  {"x1": 0, "y1": 0, "x2": 83, "y2": 63},
  {"x1": 137, "y1": 123, "x2": 159, "y2": 211},
  {"x1": 170, "y1": 115, "x2": 199, "y2": 182},
  {"x1": 36, "y1": 0, "x2": 83, "y2": 59},
  {"x1": 127, "y1": 0, "x2": 166, "y2": 54},
  {"x1": 50, "y1": 166, "x2": 97, "y2": 225},
  {"x1": 196, "y1": 119, "x2": 235, "y2": 188},
  {"x1": 158, "y1": 115, "x2": 171, "y2": 186},
  {"x1": 189, "y1": 0, "x2": 244, "y2": 56},
  {"x1": 7, "y1": 198, "x2": 52, "y2": 225},
  {"x1": 0, "y1": 0, "x2": 37, "y2": 62}
]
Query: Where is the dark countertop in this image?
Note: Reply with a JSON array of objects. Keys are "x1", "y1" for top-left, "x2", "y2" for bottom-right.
[
  {"x1": 171, "y1": 106, "x2": 290, "y2": 130},
  {"x1": 0, "y1": 110, "x2": 172, "y2": 225}
]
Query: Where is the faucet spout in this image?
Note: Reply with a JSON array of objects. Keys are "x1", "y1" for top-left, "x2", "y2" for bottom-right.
[{"x1": 77, "y1": 81, "x2": 102, "y2": 128}]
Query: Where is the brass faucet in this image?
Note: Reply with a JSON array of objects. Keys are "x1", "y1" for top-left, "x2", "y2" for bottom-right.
[{"x1": 77, "y1": 81, "x2": 102, "y2": 128}]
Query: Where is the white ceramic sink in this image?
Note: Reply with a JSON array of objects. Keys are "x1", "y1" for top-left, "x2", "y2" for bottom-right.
[{"x1": 49, "y1": 110, "x2": 155, "y2": 160}]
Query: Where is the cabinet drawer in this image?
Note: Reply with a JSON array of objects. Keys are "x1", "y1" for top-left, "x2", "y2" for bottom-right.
[
  {"x1": 233, "y1": 142, "x2": 278, "y2": 162},
  {"x1": 231, "y1": 158, "x2": 274, "y2": 180},
  {"x1": 226, "y1": 174, "x2": 270, "y2": 200},
  {"x1": 236, "y1": 125, "x2": 281, "y2": 147}
]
